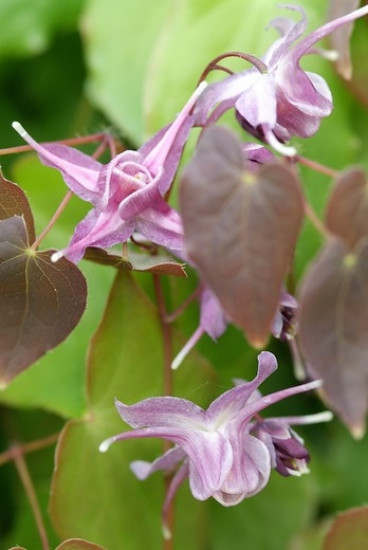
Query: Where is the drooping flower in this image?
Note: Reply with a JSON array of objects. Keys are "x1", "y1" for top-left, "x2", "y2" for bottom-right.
[
  {"x1": 194, "y1": 4, "x2": 368, "y2": 155},
  {"x1": 12, "y1": 82, "x2": 206, "y2": 262},
  {"x1": 100, "y1": 351, "x2": 332, "y2": 534}
]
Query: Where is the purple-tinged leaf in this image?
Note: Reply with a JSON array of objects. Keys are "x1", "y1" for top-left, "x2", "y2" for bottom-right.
[
  {"x1": 0, "y1": 170, "x2": 35, "y2": 242},
  {"x1": 84, "y1": 247, "x2": 186, "y2": 277},
  {"x1": 299, "y1": 237, "x2": 368, "y2": 437},
  {"x1": 0, "y1": 216, "x2": 87, "y2": 387},
  {"x1": 323, "y1": 506, "x2": 368, "y2": 550},
  {"x1": 180, "y1": 126, "x2": 304, "y2": 347},
  {"x1": 328, "y1": 0, "x2": 360, "y2": 80},
  {"x1": 56, "y1": 539, "x2": 107, "y2": 550},
  {"x1": 326, "y1": 167, "x2": 368, "y2": 248}
]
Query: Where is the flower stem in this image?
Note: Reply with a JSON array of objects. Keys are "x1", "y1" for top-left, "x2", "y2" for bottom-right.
[
  {"x1": 11, "y1": 444, "x2": 50, "y2": 550},
  {"x1": 153, "y1": 274, "x2": 175, "y2": 550},
  {"x1": 0, "y1": 132, "x2": 111, "y2": 157},
  {"x1": 296, "y1": 155, "x2": 339, "y2": 178},
  {"x1": 304, "y1": 200, "x2": 330, "y2": 239},
  {"x1": 0, "y1": 432, "x2": 60, "y2": 466},
  {"x1": 30, "y1": 190, "x2": 73, "y2": 251}
]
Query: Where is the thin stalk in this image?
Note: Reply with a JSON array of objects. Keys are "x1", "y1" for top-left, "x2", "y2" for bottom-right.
[
  {"x1": 165, "y1": 286, "x2": 201, "y2": 323},
  {"x1": 12, "y1": 444, "x2": 50, "y2": 550},
  {"x1": 30, "y1": 190, "x2": 73, "y2": 251},
  {"x1": 0, "y1": 432, "x2": 59, "y2": 467},
  {"x1": 0, "y1": 132, "x2": 110, "y2": 157},
  {"x1": 296, "y1": 155, "x2": 339, "y2": 179},
  {"x1": 304, "y1": 200, "x2": 330, "y2": 240},
  {"x1": 153, "y1": 274, "x2": 174, "y2": 550}
]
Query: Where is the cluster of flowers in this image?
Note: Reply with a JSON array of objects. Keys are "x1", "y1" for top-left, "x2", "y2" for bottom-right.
[{"x1": 11, "y1": 2, "x2": 368, "y2": 524}]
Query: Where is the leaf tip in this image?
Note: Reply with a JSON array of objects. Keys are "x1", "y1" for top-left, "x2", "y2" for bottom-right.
[{"x1": 350, "y1": 423, "x2": 366, "y2": 440}]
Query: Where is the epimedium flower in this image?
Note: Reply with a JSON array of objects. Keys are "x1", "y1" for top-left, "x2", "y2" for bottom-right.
[
  {"x1": 194, "y1": 4, "x2": 368, "y2": 156},
  {"x1": 100, "y1": 351, "x2": 332, "y2": 535},
  {"x1": 12, "y1": 82, "x2": 207, "y2": 262}
]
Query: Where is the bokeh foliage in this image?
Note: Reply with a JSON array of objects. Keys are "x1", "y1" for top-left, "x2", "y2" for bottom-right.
[{"x1": 0, "y1": 1, "x2": 368, "y2": 549}]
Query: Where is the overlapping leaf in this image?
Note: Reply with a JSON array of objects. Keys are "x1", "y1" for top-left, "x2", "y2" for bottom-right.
[
  {"x1": 326, "y1": 168, "x2": 368, "y2": 248},
  {"x1": 180, "y1": 126, "x2": 304, "y2": 347},
  {"x1": 299, "y1": 238, "x2": 368, "y2": 437},
  {"x1": 0, "y1": 175, "x2": 86, "y2": 387},
  {"x1": 300, "y1": 167, "x2": 368, "y2": 436},
  {"x1": 323, "y1": 506, "x2": 368, "y2": 550}
]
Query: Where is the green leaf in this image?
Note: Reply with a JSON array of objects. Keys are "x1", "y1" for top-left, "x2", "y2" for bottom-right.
[
  {"x1": 82, "y1": 0, "x2": 171, "y2": 144},
  {"x1": 0, "y1": 0, "x2": 84, "y2": 58},
  {"x1": 323, "y1": 507, "x2": 368, "y2": 550},
  {"x1": 50, "y1": 270, "x2": 212, "y2": 549},
  {"x1": 209, "y1": 472, "x2": 316, "y2": 550},
  {"x1": 0, "y1": 216, "x2": 87, "y2": 387}
]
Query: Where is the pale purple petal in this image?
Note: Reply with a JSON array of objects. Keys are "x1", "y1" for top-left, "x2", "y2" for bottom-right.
[
  {"x1": 130, "y1": 446, "x2": 185, "y2": 480},
  {"x1": 266, "y1": 5, "x2": 307, "y2": 66},
  {"x1": 63, "y1": 206, "x2": 134, "y2": 262},
  {"x1": 12, "y1": 122, "x2": 102, "y2": 202},
  {"x1": 235, "y1": 72, "x2": 277, "y2": 130},
  {"x1": 206, "y1": 351, "x2": 277, "y2": 421},
  {"x1": 213, "y1": 433, "x2": 271, "y2": 505},
  {"x1": 199, "y1": 287, "x2": 227, "y2": 339},
  {"x1": 289, "y1": 4, "x2": 368, "y2": 62},
  {"x1": 135, "y1": 205, "x2": 184, "y2": 251},
  {"x1": 188, "y1": 434, "x2": 233, "y2": 500},
  {"x1": 232, "y1": 379, "x2": 323, "y2": 433},
  {"x1": 118, "y1": 180, "x2": 162, "y2": 220},
  {"x1": 115, "y1": 396, "x2": 205, "y2": 429}
]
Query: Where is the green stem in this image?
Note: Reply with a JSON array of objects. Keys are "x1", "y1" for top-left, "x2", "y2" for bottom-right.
[
  {"x1": 153, "y1": 274, "x2": 175, "y2": 550},
  {"x1": 11, "y1": 444, "x2": 50, "y2": 550}
]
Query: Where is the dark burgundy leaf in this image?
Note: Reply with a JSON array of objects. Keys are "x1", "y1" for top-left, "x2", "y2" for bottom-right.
[
  {"x1": 299, "y1": 237, "x2": 368, "y2": 437},
  {"x1": 323, "y1": 506, "x2": 368, "y2": 550},
  {"x1": 180, "y1": 126, "x2": 304, "y2": 347},
  {"x1": 84, "y1": 247, "x2": 186, "y2": 277},
  {"x1": 0, "y1": 170, "x2": 35, "y2": 242},
  {"x1": 326, "y1": 167, "x2": 368, "y2": 248},
  {"x1": 0, "y1": 216, "x2": 87, "y2": 387}
]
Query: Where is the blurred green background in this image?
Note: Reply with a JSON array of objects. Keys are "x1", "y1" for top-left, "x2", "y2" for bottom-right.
[{"x1": 0, "y1": 1, "x2": 368, "y2": 549}]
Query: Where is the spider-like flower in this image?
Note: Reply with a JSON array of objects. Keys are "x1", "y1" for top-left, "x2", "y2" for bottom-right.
[
  {"x1": 12, "y1": 82, "x2": 206, "y2": 262},
  {"x1": 194, "y1": 4, "x2": 368, "y2": 155},
  {"x1": 100, "y1": 351, "x2": 332, "y2": 536}
]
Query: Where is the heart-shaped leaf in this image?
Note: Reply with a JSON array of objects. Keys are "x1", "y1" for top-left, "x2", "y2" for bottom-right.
[
  {"x1": 0, "y1": 171, "x2": 35, "y2": 240},
  {"x1": 323, "y1": 506, "x2": 368, "y2": 550},
  {"x1": 180, "y1": 126, "x2": 304, "y2": 347},
  {"x1": 50, "y1": 270, "x2": 211, "y2": 549},
  {"x1": 299, "y1": 237, "x2": 368, "y2": 437},
  {"x1": 0, "y1": 215, "x2": 86, "y2": 386},
  {"x1": 326, "y1": 167, "x2": 368, "y2": 248}
]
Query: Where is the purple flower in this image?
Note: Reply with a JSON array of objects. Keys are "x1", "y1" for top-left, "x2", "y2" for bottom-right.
[
  {"x1": 12, "y1": 82, "x2": 206, "y2": 262},
  {"x1": 194, "y1": 4, "x2": 368, "y2": 155},
  {"x1": 100, "y1": 351, "x2": 332, "y2": 534}
]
